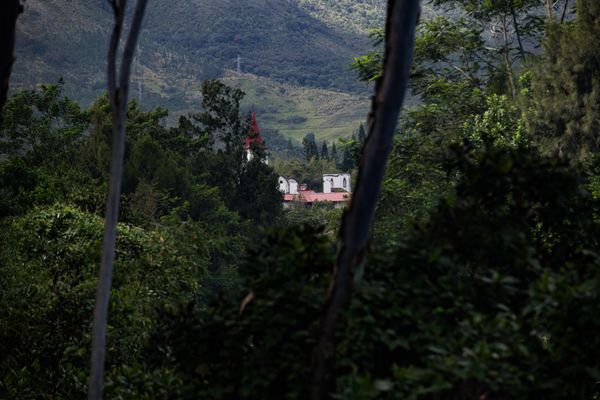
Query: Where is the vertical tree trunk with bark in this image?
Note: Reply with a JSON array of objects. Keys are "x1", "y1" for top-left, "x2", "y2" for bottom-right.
[
  {"x1": 546, "y1": 0, "x2": 555, "y2": 19},
  {"x1": 88, "y1": 1, "x2": 148, "y2": 399},
  {"x1": 310, "y1": 1, "x2": 420, "y2": 399},
  {"x1": 501, "y1": 14, "x2": 518, "y2": 96},
  {"x1": 0, "y1": 0, "x2": 22, "y2": 124}
]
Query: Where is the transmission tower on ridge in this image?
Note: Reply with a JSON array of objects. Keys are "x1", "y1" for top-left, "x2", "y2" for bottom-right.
[{"x1": 236, "y1": 55, "x2": 242, "y2": 74}]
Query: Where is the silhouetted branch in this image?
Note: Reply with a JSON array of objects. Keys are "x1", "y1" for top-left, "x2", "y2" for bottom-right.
[
  {"x1": 310, "y1": 1, "x2": 420, "y2": 399},
  {"x1": 561, "y1": 0, "x2": 570, "y2": 24},
  {"x1": 509, "y1": 0, "x2": 527, "y2": 62},
  {"x1": 88, "y1": 1, "x2": 148, "y2": 399},
  {"x1": 0, "y1": 0, "x2": 22, "y2": 124}
]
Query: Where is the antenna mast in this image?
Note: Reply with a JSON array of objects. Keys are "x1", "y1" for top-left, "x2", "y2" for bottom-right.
[{"x1": 236, "y1": 54, "x2": 242, "y2": 74}]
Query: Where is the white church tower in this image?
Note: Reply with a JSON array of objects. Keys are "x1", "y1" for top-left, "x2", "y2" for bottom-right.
[
  {"x1": 243, "y1": 112, "x2": 268, "y2": 164},
  {"x1": 323, "y1": 173, "x2": 351, "y2": 193}
]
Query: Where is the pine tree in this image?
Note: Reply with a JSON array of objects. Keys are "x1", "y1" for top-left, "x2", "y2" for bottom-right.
[
  {"x1": 302, "y1": 133, "x2": 318, "y2": 162},
  {"x1": 528, "y1": 0, "x2": 600, "y2": 159},
  {"x1": 358, "y1": 123, "x2": 366, "y2": 144},
  {"x1": 321, "y1": 141, "x2": 329, "y2": 161},
  {"x1": 331, "y1": 142, "x2": 339, "y2": 166},
  {"x1": 341, "y1": 136, "x2": 358, "y2": 172}
]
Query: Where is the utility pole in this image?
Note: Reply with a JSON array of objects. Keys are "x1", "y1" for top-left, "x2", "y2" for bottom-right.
[{"x1": 236, "y1": 54, "x2": 242, "y2": 74}]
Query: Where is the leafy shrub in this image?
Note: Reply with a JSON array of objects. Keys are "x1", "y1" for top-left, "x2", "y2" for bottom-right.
[
  {"x1": 0, "y1": 205, "x2": 201, "y2": 398},
  {"x1": 339, "y1": 143, "x2": 600, "y2": 399},
  {"x1": 146, "y1": 225, "x2": 335, "y2": 399}
]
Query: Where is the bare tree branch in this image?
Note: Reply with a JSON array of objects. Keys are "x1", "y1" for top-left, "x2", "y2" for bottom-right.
[
  {"x1": 561, "y1": 0, "x2": 570, "y2": 24},
  {"x1": 508, "y1": 0, "x2": 527, "y2": 62},
  {"x1": 0, "y1": 0, "x2": 22, "y2": 124},
  {"x1": 88, "y1": 1, "x2": 148, "y2": 399},
  {"x1": 310, "y1": 1, "x2": 420, "y2": 399}
]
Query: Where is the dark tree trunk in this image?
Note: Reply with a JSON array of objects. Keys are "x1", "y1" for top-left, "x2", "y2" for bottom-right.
[
  {"x1": 0, "y1": 0, "x2": 22, "y2": 124},
  {"x1": 310, "y1": 1, "x2": 420, "y2": 399},
  {"x1": 88, "y1": 1, "x2": 148, "y2": 399},
  {"x1": 501, "y1": 14, "x2": 517, "y2": 96},
  {"x1": 509, "y1": 0, "x2": 527, "y2": 62}
]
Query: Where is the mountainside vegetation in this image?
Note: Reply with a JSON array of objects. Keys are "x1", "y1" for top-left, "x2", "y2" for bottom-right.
[
  {"x1": 2, "y1": 0, "x2": 600, "y2": 399},
  {"x1": 12, "y1": 0, "x2": 386, "y2": 142},
  {"x1": 223, "y1": 71, "x2": 370, "y2": 142},
  {"x1": 295, "y1": 0, "x2": 387, "y2": 33}
]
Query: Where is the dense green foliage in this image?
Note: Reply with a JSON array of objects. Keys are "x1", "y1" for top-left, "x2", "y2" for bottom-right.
[
  {"x1": 342, "y1": 143, "x2": 600, "y2": 399},
  {"x1": 2, "y1": 1, "x2": 600, "y2": 398},
  {"x1": 0, "y1": 205, "x2": 200, "y2": 398},
  {"x1": 527, "y1": 0, "x2": 600, "y2": 159},
  {"x1": 91, "y1": 143, "x2": 599, "y2": 399},
  {"x1": 0, "y1": 80, "x2": 283, "y2": 397}
]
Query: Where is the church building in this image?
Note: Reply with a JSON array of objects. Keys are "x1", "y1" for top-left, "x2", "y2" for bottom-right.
[
  {"x1": 243, "y1": 112, "x2": 268, "y2": 164},
  {"x1": 278, "y1": 176, "x2": 299, "y2": 194},
  {"x1": 279, "y1": 173, "x2": 351, "y2": 208},
  {"x1": 322, "y1": 173, "x2": 351, "y2": 193}
]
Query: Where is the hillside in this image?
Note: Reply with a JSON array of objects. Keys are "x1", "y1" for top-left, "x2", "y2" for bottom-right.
[
  {"x1": 222, "y1": 71, "x2": 370, "y2": 142},
  {"x1": 11, "y1": 0, "x2": 387, "y2": 142},
  {"x1": 141, "y1": 0, "x2": 372, "y2": 91},
  {"x1": 295, "y1": 0, "x2": 387, "y2": 33}
]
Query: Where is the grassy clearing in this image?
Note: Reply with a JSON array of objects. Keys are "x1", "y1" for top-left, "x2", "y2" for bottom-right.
[{"x1": 222, "y1": 71, "x2": 371, "y2": 142}]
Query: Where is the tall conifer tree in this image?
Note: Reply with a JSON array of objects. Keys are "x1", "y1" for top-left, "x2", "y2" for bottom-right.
[
  {"x1": 321, "y1": 141, "x2": 329, "y2": 161},
  {"x1": 358, "y1": 123, "x2": 366, "y2": 144},
  {"x1": 302, "y1": 133, "x2": 319, "y2": 161},
  {"x1": 330, "y1": 142, "x2": 338, "y2": 165},
  {"x1": 528, "y1": 0, "x2": 600, "y2": 159}
]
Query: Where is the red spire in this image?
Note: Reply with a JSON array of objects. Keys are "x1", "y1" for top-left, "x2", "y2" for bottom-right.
[
  {"x1": 244, "y1": 112, "x2": 265, "y2": 149},
  {"x1": 248, "y1": 112, "x2": 261, "y2": 136}
]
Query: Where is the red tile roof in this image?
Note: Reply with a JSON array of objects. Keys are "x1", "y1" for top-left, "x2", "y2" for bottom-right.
[{"x1": 283, "y1": 190, "x2": 351, "y2": 203}]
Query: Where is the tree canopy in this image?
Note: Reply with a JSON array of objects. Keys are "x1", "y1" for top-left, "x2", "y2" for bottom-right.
[{"x1": 1, "y1": 0, "x2": 600, "y2": 398}]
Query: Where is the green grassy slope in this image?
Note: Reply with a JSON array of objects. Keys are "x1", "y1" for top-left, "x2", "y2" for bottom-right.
[{"x1": 222, "y1": 71, "x2": 370, "y2": 141}]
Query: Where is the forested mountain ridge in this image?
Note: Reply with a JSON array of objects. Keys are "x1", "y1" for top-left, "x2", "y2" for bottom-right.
[{"x1": 12, "y1": 0, "x2": 388, "y2": 140}]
